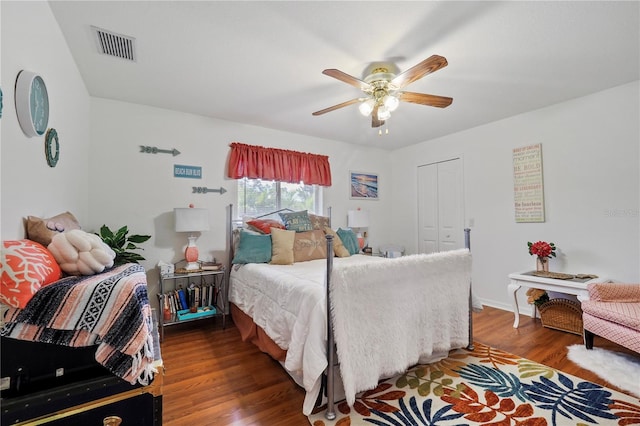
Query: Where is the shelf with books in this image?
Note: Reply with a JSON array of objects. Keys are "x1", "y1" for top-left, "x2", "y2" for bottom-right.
[{"x1": 157, "y1": 265, "x2": 225, "y2": 341}]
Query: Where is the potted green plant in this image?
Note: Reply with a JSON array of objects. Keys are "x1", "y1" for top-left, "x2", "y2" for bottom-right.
[{"x1": 97, "y1": 225, "x2": 151, "y2": 266}]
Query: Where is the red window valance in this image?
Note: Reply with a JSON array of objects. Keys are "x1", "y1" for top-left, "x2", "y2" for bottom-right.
[{"x1": 227, "y1": 142, "x2": 332, "y2": 186}]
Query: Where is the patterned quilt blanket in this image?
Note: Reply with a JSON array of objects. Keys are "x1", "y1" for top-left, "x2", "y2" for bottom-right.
[{"x1": 1, "y1": 263, "x2": 157, "y2": 385}]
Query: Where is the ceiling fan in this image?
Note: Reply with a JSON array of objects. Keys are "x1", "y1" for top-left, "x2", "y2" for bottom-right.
[{"x1": 312, "y1": 55, "x2": 453, "y2": 128}]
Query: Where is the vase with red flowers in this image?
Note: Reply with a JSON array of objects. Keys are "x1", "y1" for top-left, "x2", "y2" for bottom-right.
[{"x1": 527, "y1": 240, "x2": 556, "y2": 272}]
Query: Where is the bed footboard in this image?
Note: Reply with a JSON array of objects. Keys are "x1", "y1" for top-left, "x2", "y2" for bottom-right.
[{"x1": 323, "y1": 229, "x2": 473, "y2": 420}]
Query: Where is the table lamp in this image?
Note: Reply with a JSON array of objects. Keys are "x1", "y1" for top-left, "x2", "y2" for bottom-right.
[
  {"x1": 174, "y1": 207, "x2": 210, "y2": 271},
  {"x1": 347, "y1": 209, "x2": 370, "y2": 250}
]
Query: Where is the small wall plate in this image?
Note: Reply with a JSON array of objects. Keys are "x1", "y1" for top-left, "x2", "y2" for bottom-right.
[{"x1": 45, "y1": 128, "x2": 59, "y2": 167}]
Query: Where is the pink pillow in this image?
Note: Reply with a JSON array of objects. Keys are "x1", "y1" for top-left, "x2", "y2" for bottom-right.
[
  {"x1": 25, "y1": 211, "x2": 81, "y2": 246},
  {"x1": 1, "y1": 239, "x2": 62, "y2": 308}
]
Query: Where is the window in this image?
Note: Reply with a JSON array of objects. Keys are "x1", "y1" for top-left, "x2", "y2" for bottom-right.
[{"x1": 237, "y1": 178, "x2": 322, "y2": 219}]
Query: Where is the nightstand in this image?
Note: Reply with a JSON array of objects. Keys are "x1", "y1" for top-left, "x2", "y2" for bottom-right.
[{"x1": 158, "y1": 266, "x2": 226, "y2": 341}]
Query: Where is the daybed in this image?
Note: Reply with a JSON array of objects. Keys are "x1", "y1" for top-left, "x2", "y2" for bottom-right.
[
  {"x1": 582, "y1": 282, "x2": 640, "y2": 354},
  {"x1": 226, "y1": 205, "x2": 478, "y2": 419},
  {"x1": 1, "y1": 221, "x2": 162, "y2": 425}
]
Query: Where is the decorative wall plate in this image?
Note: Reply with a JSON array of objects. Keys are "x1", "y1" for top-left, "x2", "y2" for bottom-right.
[
  {"x1": 15, "y1": 70, "x2": 49, "y2": 137},
  {"x1": 45, "y1": 128, "x2": 59, "y2": 167}
]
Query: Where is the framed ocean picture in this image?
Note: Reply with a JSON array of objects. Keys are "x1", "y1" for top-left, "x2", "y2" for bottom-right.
[{"x1": 350, "y1": 171, "x2": 378, "y2": 200}]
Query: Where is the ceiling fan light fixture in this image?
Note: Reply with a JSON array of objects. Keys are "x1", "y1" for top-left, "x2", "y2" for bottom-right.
[
  {"x1": 383, "y1": 94, "x2": 400, "y2": 112},
  {"x1": 358, "y1": 98, "x2": 375, "y2": 116},
  {"x1": 312, "y1": 55, "x2": 452, "y2": 122}
]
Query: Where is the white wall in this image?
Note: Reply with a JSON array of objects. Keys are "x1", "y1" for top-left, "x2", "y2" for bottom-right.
[
  {"x1": 391, "y1": 81, "x2": 640, "y2": 312},
  {"x1": 1, "y1": 1, "x2": 90, "y2": 240},
  {"x1": 2, "y1": 1, "x2": 638, "y2": 319},
  {"x1": 89, "y1": 98, "x2": 393, "y2": 305}
]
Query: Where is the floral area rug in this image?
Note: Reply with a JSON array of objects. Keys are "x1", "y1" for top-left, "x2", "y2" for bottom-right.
[{"x1": 308, "y1": 342, "x2": 640, "y2": 425}]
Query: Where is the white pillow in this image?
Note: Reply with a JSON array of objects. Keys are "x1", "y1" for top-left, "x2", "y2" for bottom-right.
[{"x1": 48, "y1": 230, "x2": 116, "y2": 276}]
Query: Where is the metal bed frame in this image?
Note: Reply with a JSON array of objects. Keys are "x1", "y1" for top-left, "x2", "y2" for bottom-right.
[
  {"x1": 227, "y1": 205, "x2": 473, "y2": 420},
  {"x1": 323, "y1": 227, "x2": 473, "y2": 420}
]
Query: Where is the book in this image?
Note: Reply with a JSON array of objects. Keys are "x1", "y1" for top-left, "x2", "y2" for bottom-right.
[
  {"x1": 201, "y1": 262, "x2": 223, "y2": 271},
  {"x1": 168, "y1": 293, "x2": 176, "y2": 313},
  {"x1": 177, "y1": 289, "x2": 188, "y2": 310}
]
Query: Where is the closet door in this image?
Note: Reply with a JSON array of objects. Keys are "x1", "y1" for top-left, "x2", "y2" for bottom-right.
[
  {"x1": 418, "y1": 164, "x2": 439, "y2": 254},
  {"x1": 418, "y1": 158, "x2": 464, "y2": 254}
]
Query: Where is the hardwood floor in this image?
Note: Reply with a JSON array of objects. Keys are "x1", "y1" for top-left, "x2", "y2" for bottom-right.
[{"x1": 160, "y1": 306, "x2": 637, "y2": 425}]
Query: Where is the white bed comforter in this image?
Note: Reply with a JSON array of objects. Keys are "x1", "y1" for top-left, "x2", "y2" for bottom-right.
[
  {"x1": 229, "y1": 251, "x2": 475, "y2": 415},
  {"x1": 230, "y1": 255, "x2": 385, "y2": 414}
]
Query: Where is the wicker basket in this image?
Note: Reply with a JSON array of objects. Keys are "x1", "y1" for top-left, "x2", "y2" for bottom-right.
[{"x1": 538, "y1": 298, "x2": 583, "y2": 335}]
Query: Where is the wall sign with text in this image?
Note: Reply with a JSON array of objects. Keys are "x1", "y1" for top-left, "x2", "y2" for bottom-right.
[
  {"x1": 513, "y1": 143, "x2": 545, "y2": 223},
  {"x1": 174, "y1": 164, "x2": 202, "y2": 179}
]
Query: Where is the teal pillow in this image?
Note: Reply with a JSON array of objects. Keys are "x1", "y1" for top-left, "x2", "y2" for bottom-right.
[
  {"x1": 232, "y1": 230, "x2": 272, "y2": 264},
  {"x1": 279, "y1": 210, "x2": 313, "y2": 232},
  {"x1": 337, "y1": 228, "x2": 359, "y2": 255}
]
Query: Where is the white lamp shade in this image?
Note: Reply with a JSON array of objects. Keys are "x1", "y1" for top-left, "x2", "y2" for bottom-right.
[
  {"x1": 377, "y1": 105, "x2": 391, "y2": 121},
  {"x1": 174, "y1": 208, "x2": 210, "y2": 232},
  {"x1": 347, "y1": 210, "x2": 370, "y2": 228},
  {"x1": 358, "y1": 99, "x2": 375, "y2": 116},
  {"x1": 383, "y1": 94, "x2": 399, "y2": 111}
]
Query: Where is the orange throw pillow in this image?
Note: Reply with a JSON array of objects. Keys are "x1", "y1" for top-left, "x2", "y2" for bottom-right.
[
  {"x1": 1, "y1": 240, "x2": 62, "y2": 308},
  {"x1": 246, "y1": 218, "x2": 286, "y2": 234}
]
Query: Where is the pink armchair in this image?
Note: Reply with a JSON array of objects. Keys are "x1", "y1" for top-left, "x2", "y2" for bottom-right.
[{"x1": 581, "y1": 283, "x2": 640, "y2": 354}]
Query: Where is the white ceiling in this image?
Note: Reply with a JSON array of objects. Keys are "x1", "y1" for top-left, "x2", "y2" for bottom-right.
[{"x1": 48, "y1": 1, "x2": 640, "y2": 150}]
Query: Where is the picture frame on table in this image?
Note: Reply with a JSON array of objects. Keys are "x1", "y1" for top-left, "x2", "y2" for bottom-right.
[{"x1": 350, "y1": 171, "x2": 378, "y2": 200}]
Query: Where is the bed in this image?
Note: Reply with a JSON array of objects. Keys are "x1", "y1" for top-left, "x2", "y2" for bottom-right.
[
  {"x1": 227, "y1": 206, "x2": 477, "y2": 419},
  {"x1": 1, "y1": 263, "x2": 160, "y2": 389}
]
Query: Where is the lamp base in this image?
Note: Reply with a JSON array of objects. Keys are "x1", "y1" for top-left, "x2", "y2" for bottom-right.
[
  {"x1": 356, "y1": 232, "x2": 365, "y2": 250},
  {"x1": 184, "y1": 235, "x2": 200, "y2": 271}
]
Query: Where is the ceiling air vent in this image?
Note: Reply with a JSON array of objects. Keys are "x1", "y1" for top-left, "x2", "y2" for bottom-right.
[{"x1": 91, "y1": 26, "x2": 136, "y2": 62}]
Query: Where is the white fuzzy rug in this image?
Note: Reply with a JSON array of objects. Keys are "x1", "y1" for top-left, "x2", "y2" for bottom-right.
[{"x1": 567, "y1": 344, "x2": 640, "y2": 398}]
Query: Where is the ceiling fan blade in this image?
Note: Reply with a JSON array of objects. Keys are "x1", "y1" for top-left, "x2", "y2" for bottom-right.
[
  {"x1": 390, "y1": 55, "x2": 448, "y2": 89},
  {"x1": 371, "y1": 104, "x2": 384, "y2": 128},
  {"x1": 322, "y1": 69, "x2": 371, "y2": 91},
  {"x1": 312, "y1": 98, "x2": 362, "y2": 116},
  {"x1": 399, "y1": 91, "x2": 453, "y2": 108}
]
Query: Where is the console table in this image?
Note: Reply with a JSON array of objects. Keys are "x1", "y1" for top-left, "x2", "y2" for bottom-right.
[{"x1": 508, "y1": 271, "x2": 609, "y2": 328}]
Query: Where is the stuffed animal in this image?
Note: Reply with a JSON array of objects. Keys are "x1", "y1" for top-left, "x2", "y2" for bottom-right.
[{"x1": 48, "y1": 229, "x2": 116, "y2": 276}]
